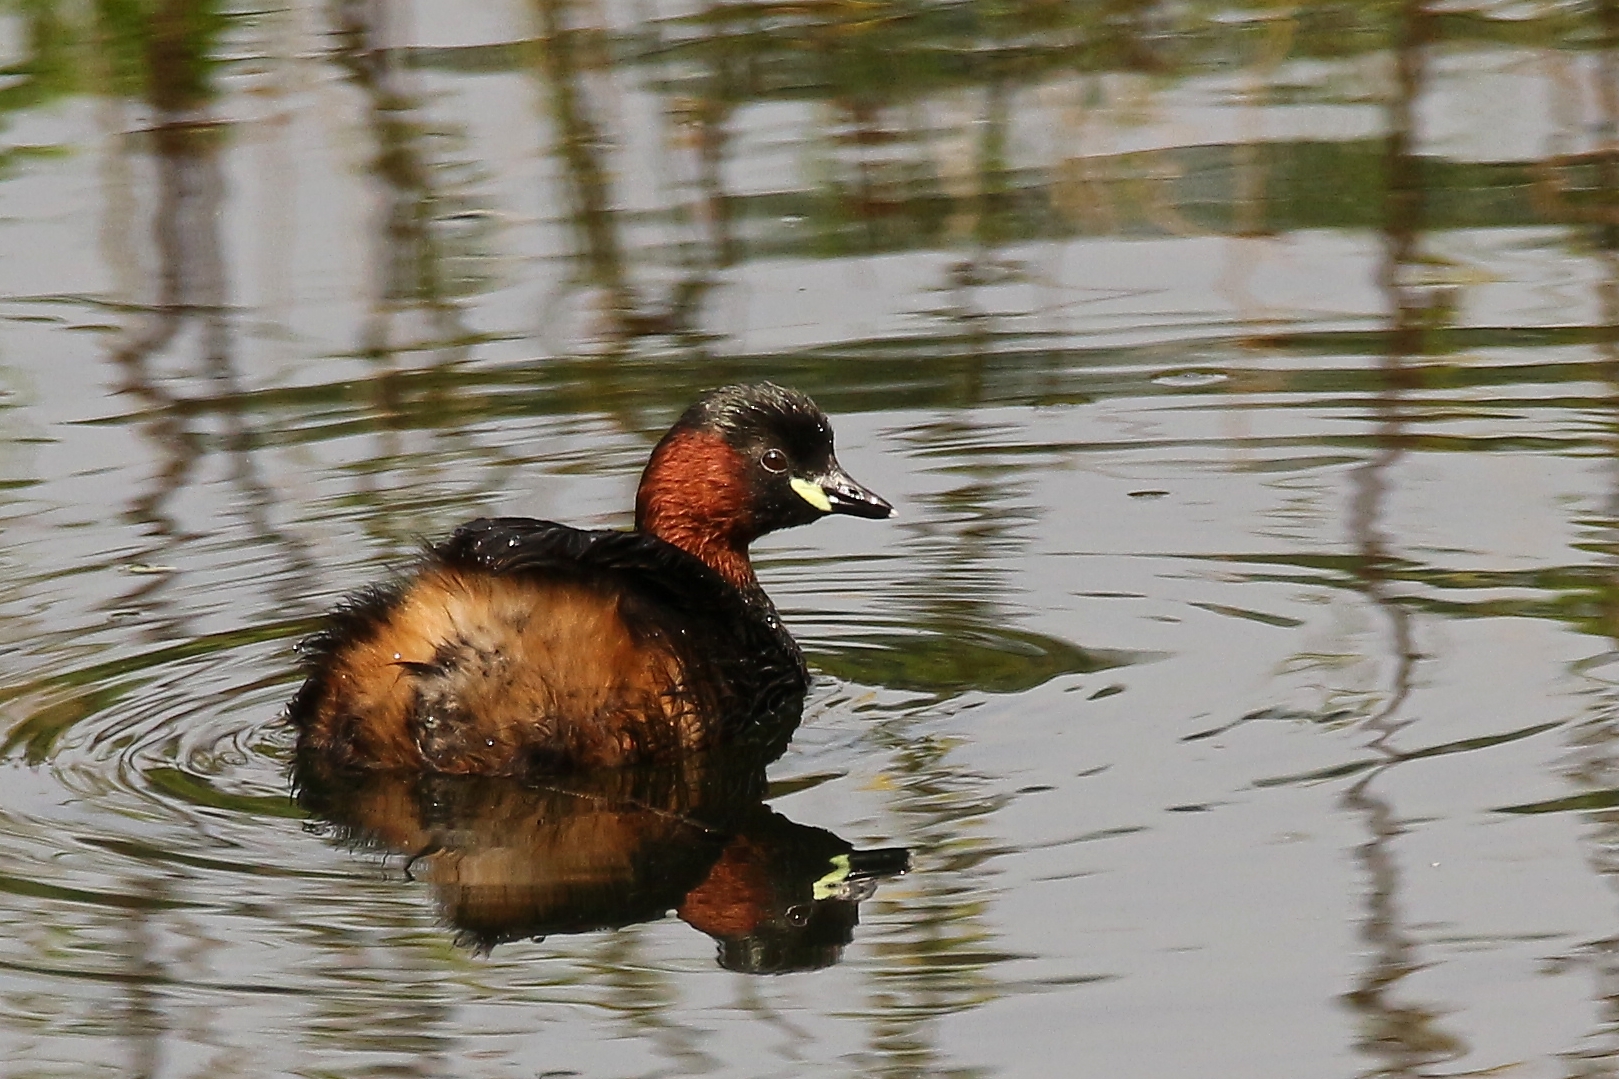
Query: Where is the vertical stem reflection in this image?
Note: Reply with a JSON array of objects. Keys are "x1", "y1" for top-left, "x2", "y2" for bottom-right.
[{"x1": 1341, "y1": 3, "x2": 1464, "y2": 1075}]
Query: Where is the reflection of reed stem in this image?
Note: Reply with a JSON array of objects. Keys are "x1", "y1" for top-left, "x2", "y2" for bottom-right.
[
  {"x1": 1341, "y1": 773, "x2": 1463, "y2": 1075},
  {"x1": 1556, "y1": 1, "x2": 1619, "y2": 1066},
  {"x1": 102, "y1": 3, "x2": 230, "y2": 642},
  {"x1": 98, "y1": 2, "x2": 326, "y2": 629},
  {"x1": 1340, "y1": 4, "x2": 1469, "y2": 1076},
  {"x1": 534, "y1": 0, "x2": 634, "y2": 321},
  {"x1": 331, "y1": 0, "x2": 475, "y2": 356},
  {"x1": 1355, "y1": 0, "x2": 1430, "y2": 757},
  {"x1": 120, "y1": 876, "x2": 168, "y2": 1079}
]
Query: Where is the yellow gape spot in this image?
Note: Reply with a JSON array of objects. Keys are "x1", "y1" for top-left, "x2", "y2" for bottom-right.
[
  {"x1": 790, "y1": 477, "x2": 832, "y2": 512},
  {"x1": 812, "y1": 854, "x2": 852, "y2": 900}
]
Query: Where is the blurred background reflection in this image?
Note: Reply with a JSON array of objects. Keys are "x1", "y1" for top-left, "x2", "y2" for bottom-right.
[{"x1": 2, "y1": 1, "x2": 1619, "y2": 1076}]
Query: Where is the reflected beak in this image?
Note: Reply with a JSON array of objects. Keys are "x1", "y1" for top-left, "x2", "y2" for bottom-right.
[{"x1": 799, "y1": 459, "x2": 894, "y2": 520}]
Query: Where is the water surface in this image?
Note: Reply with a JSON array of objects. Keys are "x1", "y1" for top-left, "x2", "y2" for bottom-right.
[{"x1": 2, "y1": 2, "x2": 1618, "y2": 1076}]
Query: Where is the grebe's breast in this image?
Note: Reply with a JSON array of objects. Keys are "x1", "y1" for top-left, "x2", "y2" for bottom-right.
[{"x1": 289, "y1": 517, "x2": 806, "y2": 775}]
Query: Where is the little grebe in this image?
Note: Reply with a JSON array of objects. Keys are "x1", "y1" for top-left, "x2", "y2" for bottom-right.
[{"x1": 288, "y1": 383, "x2": 892, "y2": 775}]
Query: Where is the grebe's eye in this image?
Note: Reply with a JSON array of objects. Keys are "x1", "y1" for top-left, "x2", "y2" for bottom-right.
[{"x1": 761, "y1": 448, "x2": 788, "y2": 474}]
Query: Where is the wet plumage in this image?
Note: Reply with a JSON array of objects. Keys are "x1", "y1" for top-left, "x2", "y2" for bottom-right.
[{"x1": 288, "y1": 383, "x2": 891, "y2": 775}]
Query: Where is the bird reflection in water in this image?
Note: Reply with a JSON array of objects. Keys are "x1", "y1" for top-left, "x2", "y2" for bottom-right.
[{"x1": 294, "y1": 747, "x2": 910, "y2": 973}]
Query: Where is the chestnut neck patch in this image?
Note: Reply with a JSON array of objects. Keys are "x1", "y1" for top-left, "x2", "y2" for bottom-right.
[{"x1": 635, "y1": 428, "x2": 759, "y2": 593}]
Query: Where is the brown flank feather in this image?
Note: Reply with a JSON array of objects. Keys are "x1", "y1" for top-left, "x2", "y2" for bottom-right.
[{"x1": 296, "y1": 566, "x2": 702, "y2": 773}]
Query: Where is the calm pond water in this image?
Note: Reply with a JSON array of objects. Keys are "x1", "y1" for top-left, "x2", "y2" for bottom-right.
[{"x1": 4, "y1": 0, "x2": 1619, "y2": 1075}]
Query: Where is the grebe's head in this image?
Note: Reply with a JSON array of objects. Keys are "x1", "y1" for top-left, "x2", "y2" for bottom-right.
[{"x1": 635, "y1": 384, "x2": 892, "y2": 587}]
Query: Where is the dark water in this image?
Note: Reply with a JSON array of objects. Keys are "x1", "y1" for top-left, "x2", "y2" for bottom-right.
[{"x1": 3, "y1": 1, "x2": 1619, "y2": 1075}]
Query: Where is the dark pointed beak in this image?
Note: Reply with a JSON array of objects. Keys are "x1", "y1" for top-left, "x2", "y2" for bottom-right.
[{"x1": 817, "y1": 459, "x2": 894, "y2": 520}]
